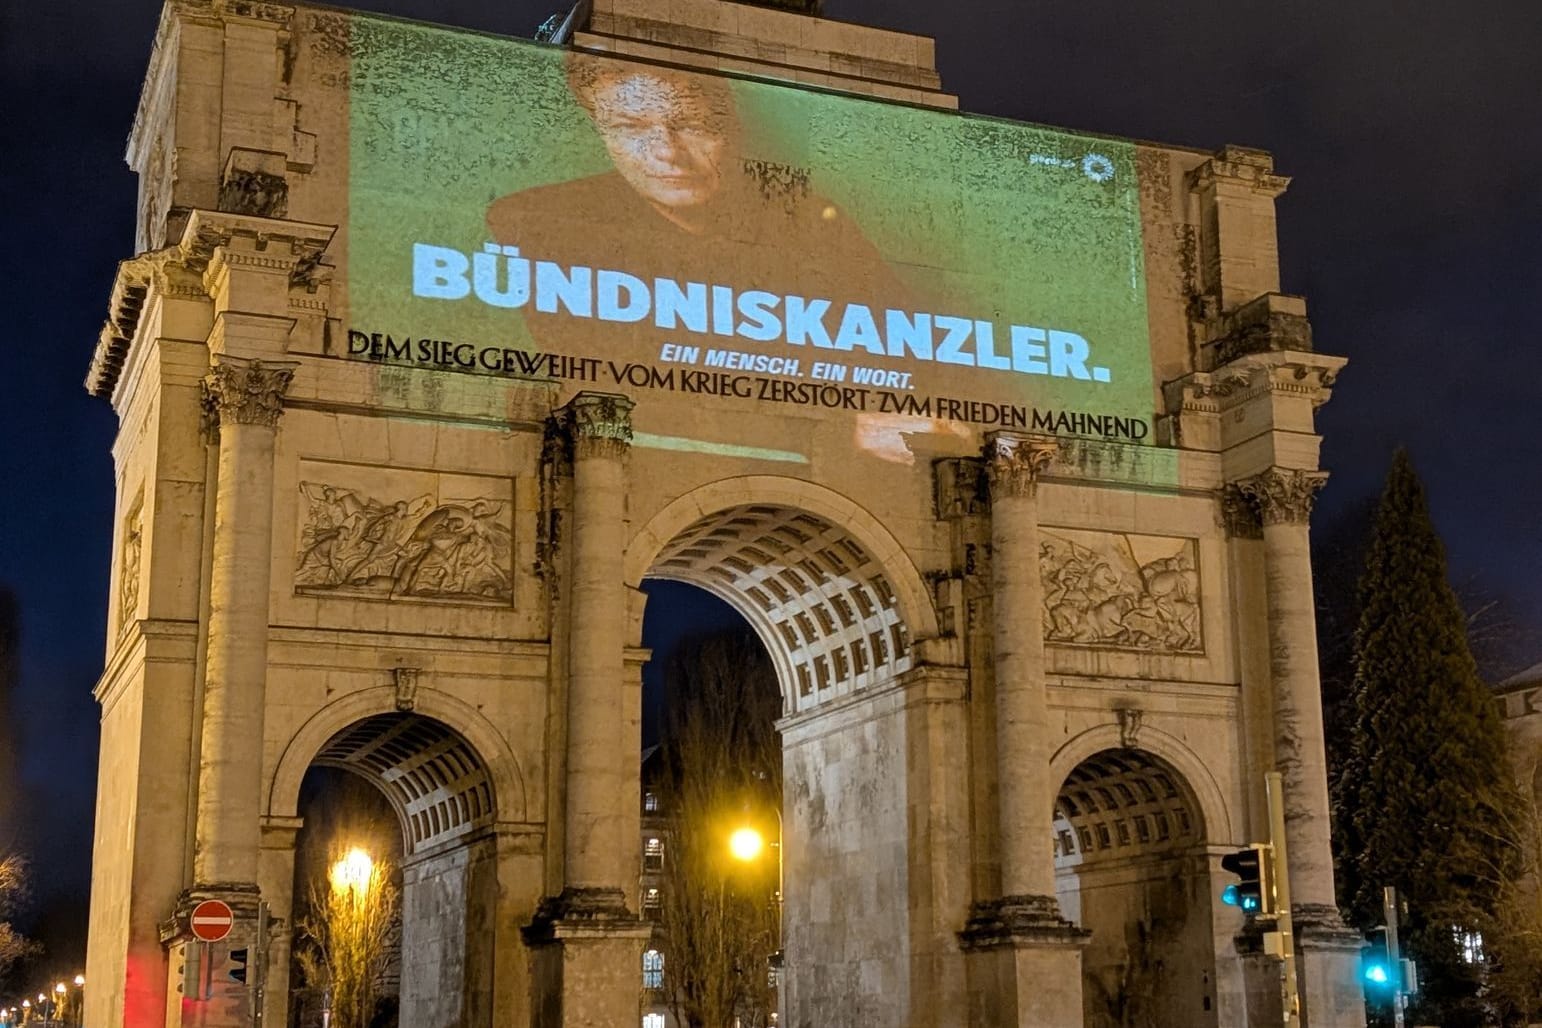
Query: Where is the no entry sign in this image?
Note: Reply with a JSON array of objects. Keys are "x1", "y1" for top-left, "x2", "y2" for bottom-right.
[{"x1": 189, "y1": 899, "x2": 234, "y2": 942}]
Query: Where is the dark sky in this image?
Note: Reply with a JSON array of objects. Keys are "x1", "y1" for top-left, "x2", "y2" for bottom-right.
[{"x1": 2, "y1": 0, "x2": 1539, "y2": 994}]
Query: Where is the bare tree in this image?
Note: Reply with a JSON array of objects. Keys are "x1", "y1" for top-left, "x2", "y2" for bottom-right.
[
  {"x1": 295, "y1": 850, "x2": 400, "y2": 1028},
  {"x1": 0, "y1": 852, "x2": 40, "y2": 987},
  {"x1": 656, "y1": 628, "x2": 781, "y2": 1028}
]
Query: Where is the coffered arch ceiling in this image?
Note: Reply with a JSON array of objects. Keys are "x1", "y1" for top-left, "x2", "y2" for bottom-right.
[{"x1": 646, "y1": 503, "x2": 914, "y2": 714}]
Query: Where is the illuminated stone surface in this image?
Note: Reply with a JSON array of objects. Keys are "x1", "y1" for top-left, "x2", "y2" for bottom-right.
[{"x1": 82, "y1": 2, "x2": 1365, "y2": 1026}]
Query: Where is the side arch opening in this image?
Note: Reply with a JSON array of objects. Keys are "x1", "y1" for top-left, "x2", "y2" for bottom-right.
[
  {"x1": 288, "y1": 711, "x2": 500, "y2": 1028},
  {"x1": 1054, "y1": 747, "x2": 1220, "y2": 1028}
]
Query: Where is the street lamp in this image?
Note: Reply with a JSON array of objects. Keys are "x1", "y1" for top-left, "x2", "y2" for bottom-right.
[
  {"x1": 728, "y1": 808, "x2": 785, "y2": 1001},
  {"x1": 69, "y1": 979, "x2": 82, "y2": 1028},
  {"x1": 330, "y1": 847, "x2": 374, "y2": 897}
]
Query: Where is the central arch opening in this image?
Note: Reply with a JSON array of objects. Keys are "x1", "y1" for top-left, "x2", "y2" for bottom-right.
[
  {"x1": 637, "y1": 493, "x2": 926, "y2": 1027},
  {"x1": 288, "y1": 712, "x2": 498, "y2": 1028}
]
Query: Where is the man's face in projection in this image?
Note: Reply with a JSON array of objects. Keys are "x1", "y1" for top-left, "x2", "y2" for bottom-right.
[{"x1": 589, "y1": 71, "x2": 730, "y2": 214}]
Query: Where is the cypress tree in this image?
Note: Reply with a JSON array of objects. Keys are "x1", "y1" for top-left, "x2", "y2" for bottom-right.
[{"x1": 1344, "y1": 450, "x2": 1519, "y2": 1024}]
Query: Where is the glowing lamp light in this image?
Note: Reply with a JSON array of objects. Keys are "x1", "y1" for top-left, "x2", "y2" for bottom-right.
[
  {"x1": 74, "y1": 975, "x2": 85, "y2": 987},
  {"x1": 330, "y1": 847, "x2": 375, "y2": 895},
  {"x1": 729, "y1": 827, "x2": 765, "y2": 862}
]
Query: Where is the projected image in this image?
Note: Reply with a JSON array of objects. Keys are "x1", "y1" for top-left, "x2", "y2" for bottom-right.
[{"x1": 345, "y1": 16, "x2": 1158, "y2": 463}]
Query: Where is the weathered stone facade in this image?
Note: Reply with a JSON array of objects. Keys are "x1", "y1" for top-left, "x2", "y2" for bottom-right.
[{"x1": 84, "y1": 1, "x2": 1365, "y2": 1026}]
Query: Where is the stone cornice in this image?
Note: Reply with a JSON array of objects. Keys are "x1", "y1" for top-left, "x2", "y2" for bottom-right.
[
  {"x1": 182, "y1": 208, "x2": 336, "y2": 288},
  {"x1": 1163, "y1": 350, "x2": 1347, "y2": 419},
  {"x1": 984, "y1": 433, "x2": 1057, "y2": 499},
  {"x1": 1234, "y1": 466, "x2": 1329, "y2": 527},
  {"x1": 1185, "y1": 144, "x2": 1291, "y2": 199},
  {"x1": 86, "y1": 211, "x2": 336, "y2": 401},
  {"x1": 86, "y1": 248, "x2": 207, "y2": 398}
]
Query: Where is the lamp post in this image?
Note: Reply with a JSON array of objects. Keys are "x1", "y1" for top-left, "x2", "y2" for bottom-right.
[
  {"x1": 69, "y1": 978, "x2": 82, "y2": 1028},
  {"x1": 729, "y1": 806, "x2": 785, "y2": 1023}
]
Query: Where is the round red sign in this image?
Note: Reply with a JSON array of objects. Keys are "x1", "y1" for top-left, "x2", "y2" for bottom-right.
[{"x1": 189, "y1": 899, "x2": 234, "y2": 942}]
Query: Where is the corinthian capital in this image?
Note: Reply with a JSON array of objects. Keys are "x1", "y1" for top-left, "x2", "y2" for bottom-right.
[
  {"x1": 205, "y1": 358, "x2": 297, "y2": 428},
  {"x1": 567, "y1": 392, "x2": 634, "y2": 460},
  {"x1": 986, "y1": 434, "x2": 1057, "y2": 499},
  {"x1": 1235, "y1": 467, "x2": 1328, "y2": 526}
]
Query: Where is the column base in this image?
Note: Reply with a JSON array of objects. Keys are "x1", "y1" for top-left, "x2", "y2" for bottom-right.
[
  {"x1": 960, "y1": 895, "x2": 1091, "y2": 1028},
  {"x1": 525, "y1": 889, "x2": 652, "y2": 1028},
  {"x1": 1295, "y1": 904, "x2": 1368, "y2": 1028},
  {"x1": 1233, "y1": 906, "x2": 1367, "y2": 1028}
]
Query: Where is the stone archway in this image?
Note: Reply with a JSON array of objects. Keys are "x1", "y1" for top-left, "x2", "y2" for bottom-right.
[
  {"x1": 631, "y1": 481, "x2": 963, "y2": 1027},
  {"x1": 1054, "y1": 747, "x2": 1219, "y2": 1028},
  {"x1": 279, "y1": 711, "x2": 502, "y2": 1028}
]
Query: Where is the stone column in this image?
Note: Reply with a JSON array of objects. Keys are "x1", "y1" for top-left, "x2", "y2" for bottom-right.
[
  {"x1": 563, "y1": 392, "x2": 635, "y2": 904},
  {"x1": 1236, "y1": 466, "x2": 1366, "y2": 1028},
  {"x1": 527, "y1": 392, "x2": 650, "y2": 1028},
  {"x1": 196, "y1": 357, "x2": 293, "y2": 887},
  {"x1": 961, "y1": 434, "x2": 1088, "y2": 1028},
  {"x1": 986, "y1": 434, "x2": 1058, "y2": 902}
]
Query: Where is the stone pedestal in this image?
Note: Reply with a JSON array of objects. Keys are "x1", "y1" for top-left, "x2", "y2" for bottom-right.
[
  {"x1": 1296, "y1": 905, "x2": 1371, "y2": 1028},
  {"x1": 525, "y1": 891, "x2": 651, "y2": 1028},
  {"x1": 961, "y1": 897, "x2": 1091, "y2": 1028}
]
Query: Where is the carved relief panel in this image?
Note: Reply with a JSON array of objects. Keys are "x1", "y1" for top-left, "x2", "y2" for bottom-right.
[
  {"x1": 1040, "y1": 529, "x2": 1201, "y2": 653},
  {"x1": 118, "y1": 492, "x2": 144, "y2": 635},
  {"x1": 293, "y1": 462, "x2": 514, "y2": 605}
]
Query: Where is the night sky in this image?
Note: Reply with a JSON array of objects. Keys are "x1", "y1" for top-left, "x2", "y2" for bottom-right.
[{"x1": 2, "y1": 0, "x2": 1539, "y2": 994}]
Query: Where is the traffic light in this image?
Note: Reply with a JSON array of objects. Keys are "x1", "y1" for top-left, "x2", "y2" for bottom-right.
[
  {"x1": 1220, "y1": 844, "x2": 1275, "y2": 917},
  {"x1": 1361, "y1": 928, "x2": 1394, "y2": 993},
  {"x1": 177, "y1": 941, "x2": 203, "y2": 997},
  {"x1": 228, "y1": 947, "x2": 249, "y2": 985},
  {"x1": 1362, "y1": 928, "x2": 1418, "y2": 998}
]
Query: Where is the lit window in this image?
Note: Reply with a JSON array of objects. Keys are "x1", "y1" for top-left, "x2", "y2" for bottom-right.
[
  {"x1": 645, "y1": 837, "x2": 665, "y2": 870},
  {"x1": 643, "y1": 1016, "x2": 665, "y2": 1028},
  {"x1": 643, "y1": 887, "x2": 662, "y2": 917},
  {"x1": 643, "y1": 949, "x2": 664, "y2": 989},
  {"x1": 1454, "y1": 926, "x2": 1484, "y2": 964},
  {"x1": 644, "y1": 792, "x2": 659, "y2": 812}
]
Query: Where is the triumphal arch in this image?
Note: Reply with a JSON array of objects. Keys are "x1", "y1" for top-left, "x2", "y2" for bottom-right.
[{"x1": 84, "y1": 0, "x2": 1367, "y2": 1025}]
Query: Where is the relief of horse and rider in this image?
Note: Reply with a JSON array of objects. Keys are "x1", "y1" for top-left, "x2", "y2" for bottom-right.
[
  {"x1": 294, "y1": 481, "x2": 513, "y2": 603},
  {"x1": 1040, "y1": 531, "x2": 1201, "y2": 653}
]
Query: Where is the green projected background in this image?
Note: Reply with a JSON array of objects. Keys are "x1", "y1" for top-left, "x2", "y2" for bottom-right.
[{"x1": 345, "y1": 13, "x2": 1156, "y2": 451}]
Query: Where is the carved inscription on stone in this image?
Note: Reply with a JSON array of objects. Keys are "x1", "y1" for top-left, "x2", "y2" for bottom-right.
[
  {"x1": 1040, "y1": 530, "x2": 1201, "y2": 653},
  {"x1": 294, "y1": 466, "x2": 513, "y2": 604}
]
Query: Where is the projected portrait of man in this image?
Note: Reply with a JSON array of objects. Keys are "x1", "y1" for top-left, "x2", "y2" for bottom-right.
[
  {"x1": 486, "y1": 55, "x2": 965, "y2": 463},
  {"x1": 572, "y1": 61, "x2": 735, "y2": 234},
  {"x1": 487, "y1": 56, "x2": 908, "y2": 335}
]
